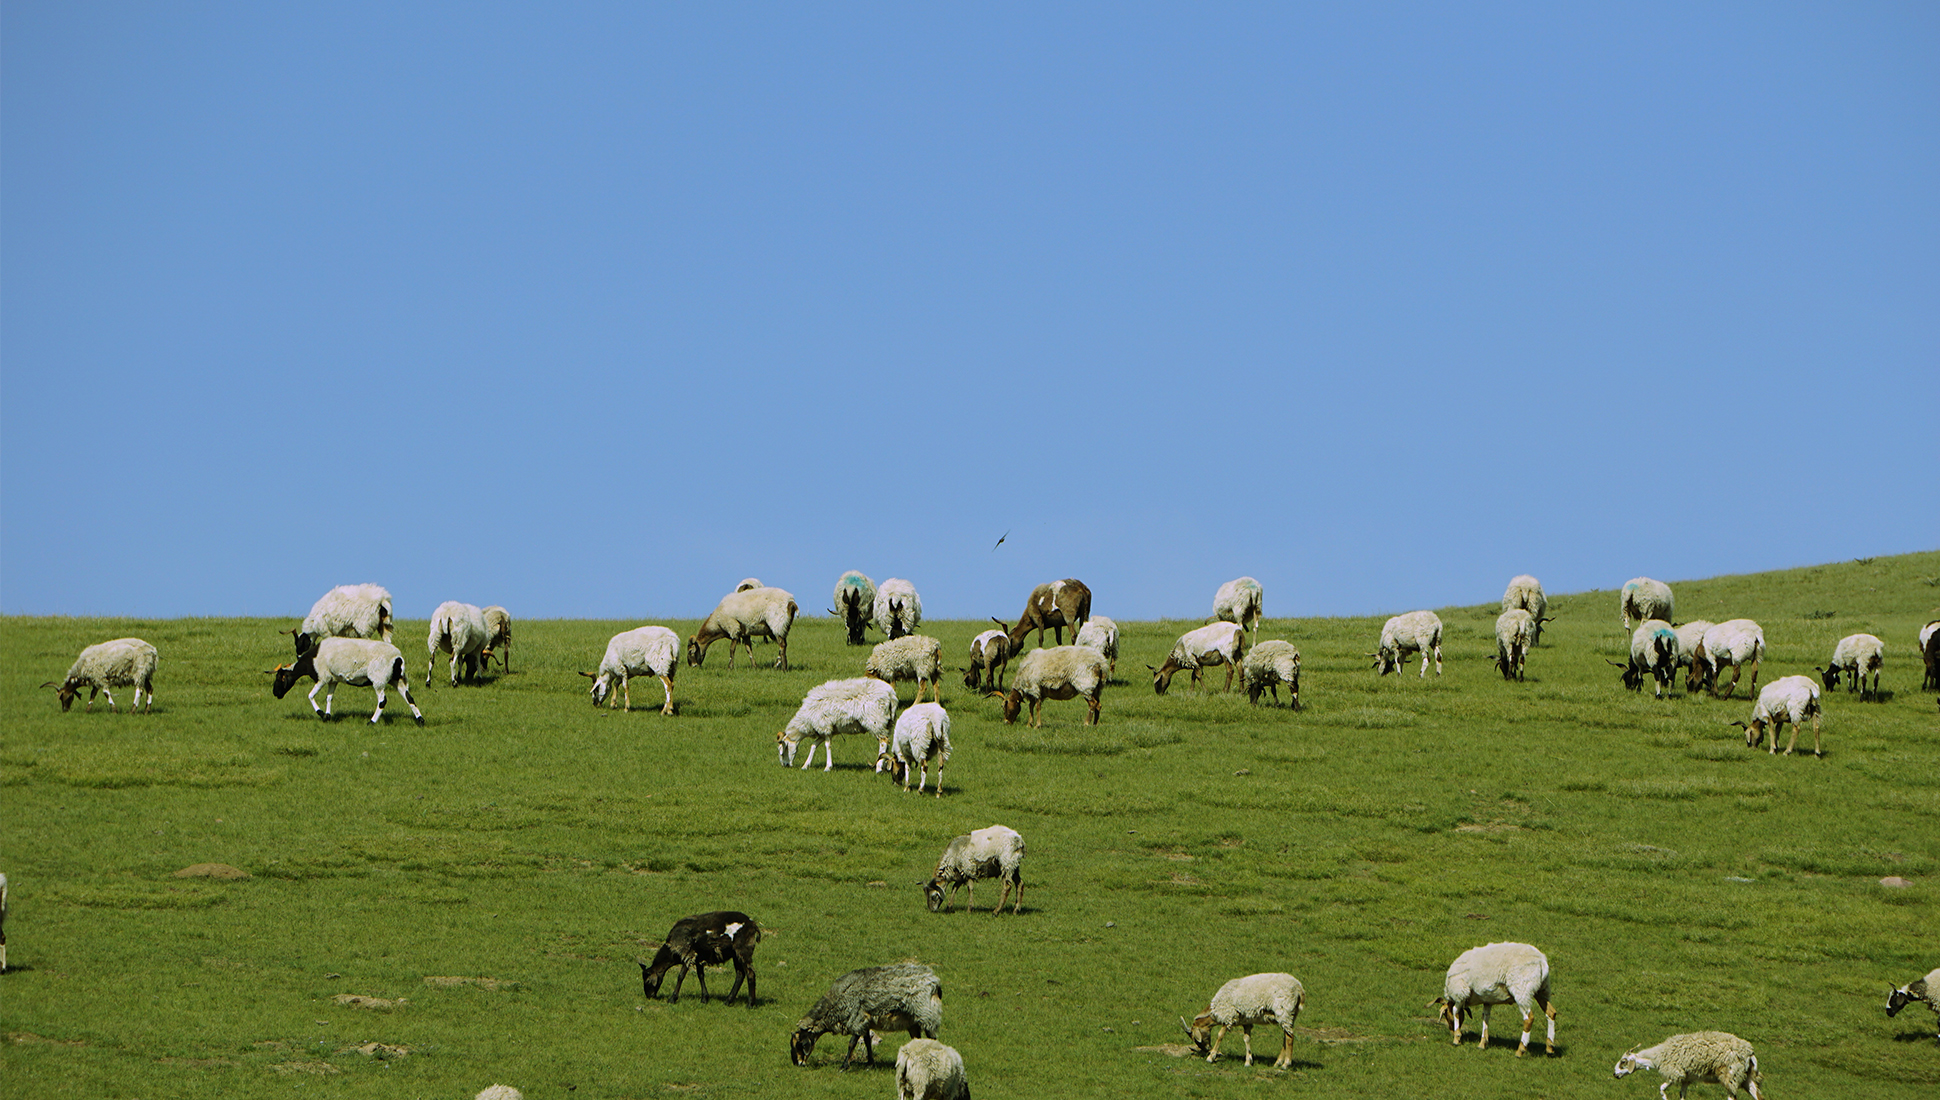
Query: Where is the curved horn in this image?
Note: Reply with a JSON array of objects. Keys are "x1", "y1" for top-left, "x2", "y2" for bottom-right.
[
  {"x1": 579, "y1": 671, "x2": 598, "y2": 679},
  {"x1": 990, "y1": 617, "x2": 1008, "y2": 628},
  {"x1": 39, "y1": 680, "x2": 61, "y2": 688}
]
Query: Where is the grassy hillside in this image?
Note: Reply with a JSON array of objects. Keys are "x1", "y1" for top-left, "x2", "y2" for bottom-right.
[{"x1": 2, "y1": 552, "x2": 1936, "y2": 1098}]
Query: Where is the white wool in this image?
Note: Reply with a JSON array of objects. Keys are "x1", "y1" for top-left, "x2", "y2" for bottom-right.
[
  {"x1": 690, "y1": 587, "x2": 798, "y2": 670},
  {"x1": 1823, "y1": 632, "x2": 1886, "y2": 695},
  {"x1": 1694, "y1": 619, "x2": 1765, "y2": 698},
  {"x1": 1494, "y1": 609, "x2": 1535, "y2": 681},
  {"x1": 895, "y1": 1038, "x2": 969, "y2": 1100},
  {"x1": 1742, "y1": 674, "x2": 1822, "y2": 756},
  {"x1": 884, "y1": 702, "x2": 952, "y2": 794},
  {"x1": 277, "y1": 637, "x2": 423, "y2": 725},
  {"x1": 928, "y1": 824, "x2": 1025, "y2": 914},
  {"x1": 1501, "y1": 575, "x2": 1548, "y2": 641},
  {"x1": 300, "y1": 583, "x2": 394, "y2": 644},
  {"x1": 1625, "y1": 619, "x2": 1681, "y2": 698},
  {"x1": 1183, "y1": 972, "x2": 1305, "y2": 1067},
  {"x1": 1073, "y1": 615, "x2": 1119, "y2": 670},
  {"x1": 1002, "y1": 645, "x2": 1109, "y2": 726},
  {"x1": 1212, "y1": 577, "x2": 1264, "y2": 633},
  {"x1": 1614, "y1": 1032, "x2": 1762, "y2": 1100},
  {"x1": 1375, "y1": 611, "x2": 1443, "y2": 679},
  {"x1": 425, "y1": 601, "x2": 490, "y2": 687},
  {"x1": 866, "y1": 635, "x2": 944, "y2": 703},
  {"x1": 1439, "y1": 941, "x2": 1556, "y2": 1056},
  {"x1": 1620, "y1": 577, "x2": 1674, "y2": 629},
  {"x1": 778, "y1": 677, "x2": 899, "y2": 770},
  {"x1": 872, "y1": 578, "x2": 923, "y2": 638},
  {"x1": 1240, "y1": 640, "x2": 1301, "y2": 707},
  {"x1": 588, "y1": 626, "x2": 680, "y2": 715},
  {"x1": 49, "y1": 637, "x2": 158, "y2": 713}
]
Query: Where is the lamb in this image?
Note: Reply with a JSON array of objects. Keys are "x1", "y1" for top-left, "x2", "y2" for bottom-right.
[
  {"x1": 1674, "y1": 620, "x2": 1716, "y2": 693},
  {"x1": 1150, "y1": 621, "x2": 1246, "y2": 694},
  {"x1": 1074, "y1": 615, "x2": 1119, "y2": 672},
  {"x1": 42, "y1": 637, "x2": 157, "y2": 713},
  {"x1": 867, "y1": 635, "x2": 944, "y2": 704},
  {"x1": 895, "y1": 1038, "x2": 969, "y2": 1100},
  {"x1": 1733, "y1": 674, "x2": 1823, "y2": 757},
  {"x1": 777, "y1": 677, "x2": 899, "y2": 770},
  {"x1": 290, "y1": 583, "x2": 393, "y2": 655},
  {"x1": 873, "y1": 578, "x2": 923, "y2": 640},
  {"x1": 881, "y1": 702, "x2": 952, "y2": 796},
  {"x1": 687, "y1": 586, "x2": 798, "y2": 671},
  {"x1": 961, "y1": 629, "x2": 1012, "y2": 692},
  {"x1": 1613, "y1": 1031, "x2": 1763, "y2": 1100},
  {"x1": 1620, "y1": 577, "x2": 1675, "y2": 630},
  {"x1": 1922, "y1": 621, "x2": 1940, "y2": 691},
  {"x1": 425, "y1": 601, "x2": 490, "y2": 687},
  {"x1": 1613, "y1": 620, "x2": 1681, "y2": 699},
  {"x1": 1212, "y1": 577, "x2": 1264, "y2": 635},
  {"x1": 1241, "y1": 640, "x2": 1301, "y2": 708},
  {"x1": 1493, "y1": 609, "x2": 1535, "y2": 682},
  {"x1": 789, "y1": 963, "x2": 943, "y2": 1069},
  {"x1": 1689, "y1": 619, "x2": 1766, "y2": 699},
  {"x1": 1819, "y1": 632, "x2": 1886, "y2": 698},
  {"x1": 993, "y1": 645, "x2": 1108, "y2": 727},
  {"x1": 925, "y1": 825, "x2": 1024, "y2": 914},
  {"x1": 479, "y1": 606, "x2": 513, "y2": 673},
  {"x1": 1179, "y1": 972, "x2": 1305, "y2": 1068},
  {"x1": 1886, "y1": 966, "x2": 1940, "y2": 1042},
  {"x1": 639, "y1": 910, "x2": 760, "y2": 1006},
  {"x1": 1434, "y1": 941, "x2": 1556, "y2": 1056},
  {"x1": 1372, "y1": 611, "x2": 1443, "y2": 679},
  {"x1": 270, "y1": 638, "x2": 424, "y2": 725},
  {"x1": 1501, "y1": 575, "x2": 1553, "y2": 644},
  {"x1": 994, "y1": 578, "x2": 1092, "y2": 652},
  {"x1": 830, "y1": 571, "x2": 878, "y2": 646},
  {"x1": 582, "y1": 626, "x2": 680, "y2": 715}
]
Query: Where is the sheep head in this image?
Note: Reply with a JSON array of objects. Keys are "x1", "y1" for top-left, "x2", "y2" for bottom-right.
[
  {"x1": 924, "y1": 879, "x2": 947, "y2": 912},
  {"x1": 684, "y1": 636, "x2": 706, "y2": 668},
  {"x1": 1180, "y1": 1014, "x2": 1214, "y2": 1056},
  {"x1": 580, "y1": 670, "x2": 610, "y2": 707},
  {"x1": 1817, "y1": 664, "x2": 1843, "y2": 691},
  {"x1": 788, "y1": 1027, "x2": 820, "y2": 1066},
  {"x1": 989, "y1": 689, "x2": 1022, "y2": 724},
  {"x1": 1612, "y1": 1046, "x2": 1646, "y2": 1077},
  {"x1": 40, "y1": 678, "x2": 80, "y2": 711},
  {"x1": 639, "y1": 944, "x2": 681, "y2": 998}
]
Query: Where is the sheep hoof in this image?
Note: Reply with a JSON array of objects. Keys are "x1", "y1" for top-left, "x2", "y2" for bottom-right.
[{"x1": 414, "y1": 716, "x2": 425, "y2": 726}]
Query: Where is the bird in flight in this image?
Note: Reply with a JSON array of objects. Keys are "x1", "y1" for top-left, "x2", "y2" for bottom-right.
[{"x1": 991, "y1": 530, "x2": 1008, "y2": 551}]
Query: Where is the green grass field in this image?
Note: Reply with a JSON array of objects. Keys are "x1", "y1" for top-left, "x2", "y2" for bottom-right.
[{"x1": 3, "y1": 553, "x2": 1937, "y2": 1098}]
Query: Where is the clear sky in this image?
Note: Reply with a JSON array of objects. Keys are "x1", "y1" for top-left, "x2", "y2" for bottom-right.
[{"x1": 3, "y1": 2, "x2": 1934, "y2": 622}]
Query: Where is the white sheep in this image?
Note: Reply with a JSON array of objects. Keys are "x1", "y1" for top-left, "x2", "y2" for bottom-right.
[
  {"x1": 1674, "y1": 620, "x2": 1716, "y2": 693},
  {"x1": 480, "y1": 605, "x2": 512, "y2": 673},
  {"x1": 42, "y1": 637, "x2": 157, "y2": 713},
  {"x1": 1886, "y1": 966, "x2": 1940, "y2": 1042},
  {"x1": 1212, "y1": 577, "x2": 1264, "y2": 635},
  {"x1": 777, "y1": 677, "x2": 899, "y2": 770},
  {"x1": 1621, "y1": 577, "x2": 1675, "y2": 630},
  {"x1": 687, "y1": 587, "x2": 798, "y2": 671},
  {"x1": 1180, "y1": 972, "x2": 1305, "y2": 1067},
  {"x1": 1614, "y1": 1031, "x2": 1763, "y2": 1100},
  {"x1": 1734, "y1": 674, "x2": 1823, "y2": 757},
  {"x1": 1501, "y1": 574, "x2": 1552, "y2": 644},
  {"x1": 895, "y1": 1038, "x2": 969, "y2": 1100},
  {"x1": 475, "y1": 1088, "x2": 523, "y2": 1100},
  {"x1": 925, "y1": 824, "x2": 1024, "y2": 914},
  {"x1": 1240, "y1": 640, "x2": 1301, "y2": 708},
  {"x1": 1373, "y1": 611, "x2": 1443, "y2": 679},
  {"x1": 1494, "y1": 609, "x2": 1535, "y2": 682},
  {"x1": 425, "y1": 601, "x2": 490, "y2": 687},
  {"x1": 581, "y1": 626, "x2": 680, "y2": 715},
  {"x1": 881, "y1": 702, "x2": 952, "y2": 796},
  {"x1": 291, "y1": 583, "x2": 393, "y2": 655},
  {"x1": 1614, "y1": 620, "x2": 1681, "y2": 698},
  {"x1": 994, "y1": 645, "x2": 1108, "y2": 727},
  {"x1": 1435, "y1": 941, "x2": 1556, "y2": 1056},
  {"x1": 830, "y1": 570, "x2": 878, "y2": 646},
  {"x1": 270, "y1": 638, "x2": 424, "y2": 725},
  {"x1": 1074, "y1": 615, "x2": 1119, "y2": 673},
  {"x1": 1819, "y1": 632, "x2": 1886, "y2": 698},
  {"x1": 962, "y1": 628, "x2": 1012, "y2": 692},
  {"x1": 867, "y1": 635, "x2": 944, "y2": 704},
  {"x1": 1692, "y1": 619, "x2": 1765, "y2": 699},
  {"x1": 873, "y1": 578, "x2": 923, "y2": 640},
  {"x1": 1150, "y1": 621, "x2": 1246, "y2": 693}
]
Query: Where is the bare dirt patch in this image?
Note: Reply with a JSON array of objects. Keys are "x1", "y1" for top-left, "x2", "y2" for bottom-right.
[
  {"x1": 6, "y1": 1032, "x2": 85, "y2": 1047},
  {"x1": 339, "y1": 1042, "x2": 410, "y2": 1059},
  {"x1": 332, "y1": 994, "x2": 406, "y2": 1010},
  {"x1": 270, "y1": 1060, "x2": 341, "y2": 1075}
]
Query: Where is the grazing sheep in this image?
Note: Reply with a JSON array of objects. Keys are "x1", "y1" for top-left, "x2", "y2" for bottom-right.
[
  {"x1": 994, "y1": 578, "x2": 1092, "y2": 652},
  {"x1": 873, "y1": 578, "x2": 924, "y2": 640},
  {"x1": 735, "y1": 577, "x2": 764, "y2": 592},
  {"x1": 1212, "y1": 577, "x2": 1265, "y2": 635},
  {"x1": 1613, "y1": 620, "x2": 1681, "y2": 699},
  {"x1": 962, "y1": 629, "x2": 1012, "y2": 692},
  {"x1": 1434, "y1": 941, "x2": 1556, "y2": 1056},
  {"x1": 1, "y1": 871, "x2": 8, "y2": 973},
  {"x1": 790, "y1": 963, "x2": 943, "y2": 1069},
  {"x1": 1373, "y1": 611, "x2": 1443, "y2": 679},
  {"x1": 1494, "y1": 609, "x2": 1535, "y2": 682},
  {"x1": 1692, "y1": 620, "x2": 1765, "y2": 699},
  {"x1": 270, "y1": 638, "x2": 424, "y2": 725},
  {"x1": 993, "y1": 645, "x2": 1108, "y2": 727},
  {"x1": 425, "y1": 601, "x2": 490, "y2": 687},
  {"x1": 1819, "y1": 633, "x2": 1886, "y2": 698},
  {"x1": 1620, "y1": 577, "x2": 1675, "y2": 630},
  {"x1": 687, "y1": 587, "x2": 798, "y2": 671},
  {"x1": 830, "y1": 571, "x2": 878, "y2": 646},
  {"x1": 1074, "y1": 615, "x2": 1119, "y2": 673},
  {"x1": 1922, "y1": 621, "x2": 1940, "y2": 691},
  {"x1": 480, "y1": 606, "x2": 512, "y2": 673},
  {"x1": 925, "y1": 825, "x2": 1024, "y2": 914},
  {"x1": 1240, "y1": 640, "x2": 1301, "y2": 708},
  {"x1": 582, "y1": 626, "x2": 680, "y2": 715},
  {"x1": 42, "y1": 637, "x2": 157, "y2": 713},
  {"x1": 639, "y1": 910, "x2": 760, "y2": 1006},
  {"x1": 777, "y1": 678, "x2": 899, "y2": 770},
  {"x1": 291, "y1": 583, "x2": 393, "y2": 655},
  {"x1": 895, "y1": 1038, "x2": 969, "y2": 1100},
  {"x1": 1150, "y1": 621, "x2": 1246, "y2": 694},
  {"x1": 1501, "y1": 575, "x2": 1553, "y2": 644},
  {"x1": 1180, "y1": 972, "x2": 1305, "y2": 1068},
  {"x1": 882, "y1": 703, "x2": 951, "y2": 796},
  {"x1": 1674, "y1": 620, "x2": 1716, "y2": 693},
  {"x1": 1614, "y1": 1031, "x2": 1763, "y2": 1100},
  {"x1": 1733, "y1": 674, "x2": 1823, "y2": 757},
  {"x1": 1886, "y1": 967, "x2": 1940, "y2": 1042},
  {"x1": 475, "y1": 1087, "x2": 523, "y2": 1100},
  {"x1": 867, "y1": 635, "x2": 944, "y2": 704}
]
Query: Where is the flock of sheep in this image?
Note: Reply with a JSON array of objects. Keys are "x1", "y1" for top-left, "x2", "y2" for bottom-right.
[{"x1": 28, "y1": 571, "x2": 1940, "y2": 1096}]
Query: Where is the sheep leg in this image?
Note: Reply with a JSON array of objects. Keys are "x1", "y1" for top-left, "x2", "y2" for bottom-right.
[
  {"x1": 308, "y1": 680, "x2": 331, "y2": 720},
  {"x1": 368, "y1": 683, "x2": 388, "y2": 724},
  {"x1": 693, "y1": 962, "x2": 711, "y2": 1002},
  {"x1": 1241, "y1": 1024, "x2": 1254, "y2": 1065},
  {"x1": 426, "y1": 652, "x2": 436, "y2": 687},
  {"x1": 1719, "y1": 663, "x2": 1744, "y2": 699},
  {"x1": 1223, "y1": 662, "x2": 1236, "y2": 691},
  {"x1": 1207, "y1": 1024, "x2": 1228, "y2": 1062},
  {"x1": 773, "y1": 635, "x2": 789, "y2": 671},
  {"x1": 1276, "y1": 1028, "x2": 1294, "y2": 1068},
  {"x1": 101, "y1": 685, "x2": 118, "y2": 711},
  {"x1": 658, "y1": 674, "x2": 674, "y2": 716},
  {"x1": 620, "y1": 672, "x2": 632, "y2": 713},
  {"x1": 1515, "y1": 1008, "x2": 1532, "y2": 1056},
  {"x1": 1543, "y1": 999, "x2": 1557, "y2": 1053},
  {"x1": 1085, "y1": 694, "x2": 1100, "y2": 725},
  {"x1": 1478, "y1": 1003, "x2": 1491, "y2": 1049},
  {"x1": 799, "y1": 739, "x2": 820, "y2": 770},
  {"x1": 669, "y1": 963, "x2": 690, "y2": 1003}
]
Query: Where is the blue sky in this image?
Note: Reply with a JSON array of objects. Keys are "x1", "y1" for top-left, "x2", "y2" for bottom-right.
[{"x1": 3, "y1": 2, "x2": 1934, "y2": 622}]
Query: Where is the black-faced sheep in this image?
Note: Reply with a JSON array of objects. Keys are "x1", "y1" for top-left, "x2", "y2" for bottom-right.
[
  {"x1": 1887, "y1": 966, "x2": 1940, "y2": 1042},
  {"x1": 1151, "y1": 621, "x2": 1246, "y2": 693},
  {"x1": 994, "y1": 578, "x2": 1091, "y2": 652},
  {"x1": 687, "y1": 587, "x2": 797, "y2": 671},
  {"x1": 925, "y1": 825, "x2": 1024, "y2": 914},
  {"x1": 1818, "y1": 632, "x2": 1885, "y2": 698},
  {"x1": 1180, "y1": 972, "x2": 1305, "y2": 1068},
  {"x1": 1612, "y1": 620, "x2": 1680, "y2": 699},
  {"x1": 270, "y1": 638, "x2": 424, "y2": 725},
  {"x1": 639, "y1": 910, "x2": 760, "y2": 1006},
  {"x1": 829, "y1": 570, "x2": 877, "y2": 646},
  {"x1": 790, "y1": 963, "x2": 942, "y2": 1069},
  {"x1": 42, "y1": 637, "x2": 157, "y2": 713},
  {"x1": 1435, "y1": 941, "x2": 1556, "y2": 1056},
  {"x1": 993, "y1": 645, "x2": 1107, "y2": 727}
]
